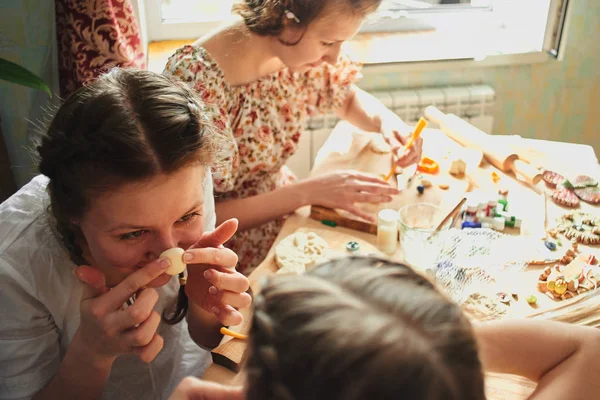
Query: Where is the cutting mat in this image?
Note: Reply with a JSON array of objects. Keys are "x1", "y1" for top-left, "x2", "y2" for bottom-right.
[
  {"x1": 308, "y1": 124, "x2": 474, "y2": 233},
  {"x1": 211, "y1": 223, "x2": 383, "y2": 371}
]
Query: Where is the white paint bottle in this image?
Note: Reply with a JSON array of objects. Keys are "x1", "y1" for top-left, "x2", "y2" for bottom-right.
[{"x1": 377, "y1": 209, "x2": 399, "y2": 255}]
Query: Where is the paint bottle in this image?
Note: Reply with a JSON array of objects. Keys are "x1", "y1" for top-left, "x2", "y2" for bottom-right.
[{"x1": 377, "y1": 209, "x2": 398, "y2": 255}]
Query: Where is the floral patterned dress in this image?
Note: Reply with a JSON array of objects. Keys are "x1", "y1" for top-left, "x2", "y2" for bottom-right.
[{"x1": 164, "y1": 45, "x2": 361, "y2": 275}]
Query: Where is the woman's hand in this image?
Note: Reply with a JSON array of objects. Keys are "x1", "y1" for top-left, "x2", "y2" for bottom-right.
[
  {"x1": 383, "y1": 128, "x2": 423, "y2": 168},
  {"x1": 169, "y1": 377, "x2": 245, "y2": 400},
  {"x1": 183, "y1": 218, "x2": 251, "y2": 327},
  {"x1": 380, "y1": 117, "x2": 423, "y2": 168},
  {"x1": 302, "y1": 170, "x2": 400, "y2": 222},
  {"x1": 74, "y1": 259, "x2": 170, "y2": 364}
]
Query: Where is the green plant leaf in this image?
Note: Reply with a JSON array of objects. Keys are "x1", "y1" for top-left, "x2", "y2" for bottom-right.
[{"x1": 0, "y1": 57, "x2": 52, "y2": 98}]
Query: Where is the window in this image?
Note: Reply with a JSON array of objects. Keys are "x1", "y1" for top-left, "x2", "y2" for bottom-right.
[
  {"x1": 158, "y1": 0, "x2": 235, "y2": 22},
  {"x1": 143, "y1": 0, "x2": 569, "y2": 65}
]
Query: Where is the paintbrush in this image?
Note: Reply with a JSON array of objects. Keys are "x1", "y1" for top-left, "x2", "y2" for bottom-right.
[
  {"x1": 384, "y1": 117, "x2": 428, "y2": 183},
  {"x1": 426, "y1": 197, "x2": 467, "y2": 240}
]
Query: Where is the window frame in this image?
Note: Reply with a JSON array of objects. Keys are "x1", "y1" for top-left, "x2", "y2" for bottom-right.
[{"x1": 141, "y1": 0, "x2": 570, "y2": 66}]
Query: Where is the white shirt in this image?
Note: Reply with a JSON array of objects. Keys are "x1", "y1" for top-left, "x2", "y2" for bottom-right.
[{"x1": 0, "y1": 175, "x2": 216, "y2": 400}]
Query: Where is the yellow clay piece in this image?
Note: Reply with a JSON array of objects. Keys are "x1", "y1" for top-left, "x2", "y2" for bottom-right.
[
  {"x1": 554, "y1": 283, "x2": 568, "y2": 295},
  {"x1": 491, "y1": 171, "x2": 501, "y2": 183}
]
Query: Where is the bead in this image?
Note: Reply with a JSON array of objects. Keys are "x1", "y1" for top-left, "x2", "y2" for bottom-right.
[
  {"x1": 417, "y1": 185, "x2": 425, "y2": 194},
  {"x1": 544, "y1": 241, "x2": 557, "y2": 251},
  {"x1": 526, "y1": 295, "x2": 537, "y2": 305},
  {"x1": 421, "y1": 179, "x2": 432, "y2": 188},
  {"x1": 346, "y1": 241, "x2": 360, "y2": 252},
  {"x1": 438, "y1": 183, "x2": 450, "y2": 190}
]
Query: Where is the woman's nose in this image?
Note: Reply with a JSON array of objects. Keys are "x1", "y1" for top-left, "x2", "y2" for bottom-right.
[{"x1": 145, "y1": 233, "x2": 179, "y2": 262}]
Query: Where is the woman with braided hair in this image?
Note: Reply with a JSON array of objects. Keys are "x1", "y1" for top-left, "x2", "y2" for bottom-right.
[
  {"x1": 164, "y1": 0, "x2": 424, "y2": 275},
  {"x1": 0, "y1": 68, "x2": 252, "y2": 399},
  {"x1": 171, "y1": 257, "x2": 600, "y2": 400}
]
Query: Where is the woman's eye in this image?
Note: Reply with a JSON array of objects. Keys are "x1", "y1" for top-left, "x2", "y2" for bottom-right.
[
  {"x1": 321, "y1": 41, "x2": 334, "y2": 47},
  {"x1": 178, "y1": 212, "x2": 200, "y2": 223},
  {"x1": 120, "y1": 230, "x2": 147, "y2": 241}
]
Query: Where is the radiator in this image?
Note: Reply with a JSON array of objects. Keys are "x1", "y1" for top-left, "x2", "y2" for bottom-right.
[{"x1": 287, "y1": 84, "x2": 496, "y2": 179}]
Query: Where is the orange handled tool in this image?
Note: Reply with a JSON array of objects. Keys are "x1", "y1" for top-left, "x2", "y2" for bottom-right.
[
  {"x1": 384, "y1": 117, "x2": 428, "y2": 182},
  {"x1": 220, "y1": 327, "x2": 248, "y2": 340}
]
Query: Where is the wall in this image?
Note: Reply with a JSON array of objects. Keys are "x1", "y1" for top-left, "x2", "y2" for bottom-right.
[
  {"x1": 358, "y1": 0, "x2": 600, "y2": 154},
  {"x1": 0, "y1": 0, "x2": 58, "y2": 188}
]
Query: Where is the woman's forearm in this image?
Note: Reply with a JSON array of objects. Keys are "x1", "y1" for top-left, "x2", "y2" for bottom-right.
[
  {"x1": 336, "y1": 85, "x2": 410, "y2": 136},
  {"x1": 215, "y1": 182, "x2": 309, "y2": 231},
  {"x1": 187, "y1": 302, "x2": 223, "y2": 349},
  {"x1": 475, "y1": 320, "x2": 596, "y2": 382},
  {"x1": 33, "y1": 331, "x2": 114, "y2": 400}
]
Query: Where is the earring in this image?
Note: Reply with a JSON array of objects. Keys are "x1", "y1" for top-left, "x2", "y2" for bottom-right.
[{"x1": 284, "y1": 9, "x2": 300, "y2": 23}]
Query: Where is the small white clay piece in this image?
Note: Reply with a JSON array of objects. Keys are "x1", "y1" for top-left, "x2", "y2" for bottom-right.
[
  {"x1": 160, "y1": 247, "x2": 187, "y2": 275},
  {"x1": 421, "y1": 179, "x2": 432, "y2": 188},
  {"x1": 449, "y1": 158, "x2": 467, "y2": 176}
]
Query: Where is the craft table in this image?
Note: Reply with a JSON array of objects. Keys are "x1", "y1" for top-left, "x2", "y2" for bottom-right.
[{"x1": 201, "y1": 122, "x2": 600, "y2": 399}]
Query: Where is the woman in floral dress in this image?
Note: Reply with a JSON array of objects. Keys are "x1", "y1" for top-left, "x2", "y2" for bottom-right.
[{"x1": 164, "y1": 0, "x2": 423, "y2": 275}]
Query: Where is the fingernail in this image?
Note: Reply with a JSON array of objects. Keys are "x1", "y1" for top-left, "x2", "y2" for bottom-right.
[
  {"x1": 204, "y1": 270, "x2": 212, "y2": 279},
  {"x1": 183, "y1": 252, "x2": 193, "y2": 262},
  {"x1": 74, "y1": 269, "x2": 84, "y2": 280},
  {"x1": 209, "y1": 286, "x2": 218, "y2": 295},
  {"x1": 212, "y1": 306, "x2": 220, "y2": 315},
  {"x1": 158, "y1": 258, "x2": 170, "y2": 269}
]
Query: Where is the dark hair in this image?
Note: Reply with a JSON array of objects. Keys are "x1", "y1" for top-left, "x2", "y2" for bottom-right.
[
  {"x1": 246, "y1": 256, "x2": 485, "y2": 400},
  {"x1": 233, "y1": 0, "x2": 381, "y2": 45},
  {"x1": 36, "y1": 68, "x2": 231, "y2": 324}
]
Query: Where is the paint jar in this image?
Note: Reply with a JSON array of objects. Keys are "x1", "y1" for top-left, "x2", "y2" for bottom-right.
[
  {"x1": 398, "y1": 203, "x2": 453, "y2": 273},
  {"x1": 377, "y1": 209, "x2": 399, "y2": 255}
]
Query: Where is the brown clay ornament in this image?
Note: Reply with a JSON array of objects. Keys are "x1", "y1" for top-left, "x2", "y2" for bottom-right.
[
  {"x1": 574, "y1": 186, "x2": 600, "y2": 204},
  {"x1": 542, "y1": 170, "x2": 565, "y2": 188},
  {"x1": 571, "y1": 175, "x2": 598, "y2": 188},
  {"x1": 555, "y1": 211, "x2": 600, "y2": 245},
  {"x1": 552, "y1": 187, "x2": 580, "y2": 208}
]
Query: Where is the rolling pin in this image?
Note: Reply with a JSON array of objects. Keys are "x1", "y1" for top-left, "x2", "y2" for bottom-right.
[{"x1": 425, "y1": 106, "x2": 542, "y2": 186}]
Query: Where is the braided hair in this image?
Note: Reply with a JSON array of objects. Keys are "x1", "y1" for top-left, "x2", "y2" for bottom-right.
[
  {"x1": 36, "y1": 68, "x2": 232, "y2": 324},
  {"x1": 246, "y1": 256, "x2": 485, "y2": 400}
]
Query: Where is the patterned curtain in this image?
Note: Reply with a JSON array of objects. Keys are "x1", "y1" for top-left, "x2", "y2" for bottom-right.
[{"x1": 55, "y1": 0, "x2": 146, "y2": 98}]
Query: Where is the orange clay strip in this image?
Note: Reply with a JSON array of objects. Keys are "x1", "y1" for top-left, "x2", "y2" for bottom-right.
[
  {"x1": 417, "y1": 157, "x2": 439, "y2": 174},
  {"x1": 220, "y1": 327, "x2": 248, "y2": 340},
  {"x1": 384, "y1": 117, "x2": 428, "y2": 182}
]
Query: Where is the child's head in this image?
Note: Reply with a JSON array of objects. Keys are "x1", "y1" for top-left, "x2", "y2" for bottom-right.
[
  {"x1": 37, "y1": 69, "x2": 230, "y2": 290},
  {"x1": 246, "y1": 256, "x2": 485, "y2": 400},
  {"x1": 233, "y1": 0, "x2": 382, "y2": 71}
]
